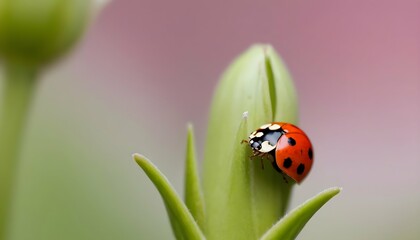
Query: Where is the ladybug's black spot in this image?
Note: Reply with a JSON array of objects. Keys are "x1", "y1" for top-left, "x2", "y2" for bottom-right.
[
  {"x1": 287, "y1": 137, "x2": 296, "y2": 146},
  {"x1": 297, "y1": 163, "x2": 305, "y2": 175},
  {"x1": 308, "y1": 148, "x2": 313, "y2": 160},
  {"x1": 283, "y1": 157, "x2": 292, "y2": 169}
]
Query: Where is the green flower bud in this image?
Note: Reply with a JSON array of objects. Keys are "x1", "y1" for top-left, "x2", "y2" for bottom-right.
[
  {"x1": 202, "y1": 44, "x2": 298, "y2": 239},
  {"x1": 134, "y1": 44, "x2": 340, "y2": 240},
  {"x1": 0, "y1": 0, "x2": 107, "y2": 66}
]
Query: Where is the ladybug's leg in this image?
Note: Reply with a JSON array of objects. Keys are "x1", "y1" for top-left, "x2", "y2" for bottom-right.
[
  {"x1": 269, "y1": 159, "x2": 289, "y2": 183},
  {"x1": 241, "y1": 139, "x2": 248, "y2": 144},
  {"x1": 260, "y1": 157, "x2": 265, "y2": 170},
  {"x1": 249, "y1": 150, "x2": 260, "y2": 160},
  {"x1": 270, "y1": 162, "x2": 289, "y2": 183},
  {"x1": 257, "y1": 152, "x2": 266, "y2": 170},
  {"x1": 250, "y1": 151, "x2": 267, "y2": 170},
  {"x1": 271, "y1": 160, "x2": 282, "y2": 173},
  {"x1": 249, "y1": 151, "x2": 262, "y2": 169},
  {"x1": 281, "y1": 172, "x2": 289, "y2": 184}
]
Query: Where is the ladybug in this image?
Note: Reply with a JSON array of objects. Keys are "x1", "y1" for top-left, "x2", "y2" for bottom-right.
[{"x1": 248, "y1": 122, "x2": 313, "y2": 183}]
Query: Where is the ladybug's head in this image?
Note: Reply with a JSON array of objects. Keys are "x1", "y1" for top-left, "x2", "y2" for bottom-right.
[
  {"x1": 248, "y1": 126, "x2": 283, "y2": 154},
  {"x1": 249, "y1": 139, "x2": 262, "y2": 151}
]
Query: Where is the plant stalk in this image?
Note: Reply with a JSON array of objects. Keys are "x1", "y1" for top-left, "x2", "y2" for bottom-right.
[{"x1": 0, "y1": 63, "x2": 37, "y2": 240}]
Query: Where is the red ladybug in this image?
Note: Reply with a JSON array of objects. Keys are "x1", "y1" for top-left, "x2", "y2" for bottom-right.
[{"x1": 248, "y1": 122, "x2": 313, "y2": 183}]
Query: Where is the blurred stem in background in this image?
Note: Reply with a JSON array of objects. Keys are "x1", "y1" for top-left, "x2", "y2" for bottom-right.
[
  {"x1": 0, "y1": 63, "x2": 37, "y2": 239},
  {"x1": 0, "y1": 0, "x2": 110, "y2": 239}
]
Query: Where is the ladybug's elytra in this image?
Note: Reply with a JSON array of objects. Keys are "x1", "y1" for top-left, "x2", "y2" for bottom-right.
[{"x1": 248, "y1": 122, "x2": 313, "y2": 183}]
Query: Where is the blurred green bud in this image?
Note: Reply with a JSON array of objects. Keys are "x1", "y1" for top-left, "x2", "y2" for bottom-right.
[
  {"x1": 202, "y1": 44, "x2": 298, "y2": 239},
  {"x1": 0, "y1": 0, "x2": 109, "y2": 66}
]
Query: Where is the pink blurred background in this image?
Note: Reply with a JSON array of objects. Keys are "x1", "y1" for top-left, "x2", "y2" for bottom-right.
[{"x1": 10, "y1": 1, "x2": 420, "y2": 239}]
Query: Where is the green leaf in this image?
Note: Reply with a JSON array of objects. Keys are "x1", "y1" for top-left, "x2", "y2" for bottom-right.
[
  {"x1": 133, "y1": 154, "x2": 205, "y2": 240},
  {"x1": 260, "y1": 187, "x2": 342, "y2": 240},
  {"x1": 184, "y1": 124, "x2": 205, "y2": 232},
  {"x1": 202, "y1": 45, "x2": 298, "y2": 239},
  {"x1": 165, "y1": 205, "x2": 186, "y2": 240}
]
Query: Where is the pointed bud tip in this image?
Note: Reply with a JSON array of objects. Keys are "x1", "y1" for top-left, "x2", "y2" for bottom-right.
[
  {"x1": 132, "y1": 153, "x2": 144, "y2": 161},
  {"x1": 320, "y1": 187, "x2": 342, "y2": 196}
]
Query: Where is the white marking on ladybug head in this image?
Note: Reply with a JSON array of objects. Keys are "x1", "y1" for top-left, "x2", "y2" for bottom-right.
[
  {"x1": 249, "y1": 131, "x2": 257, "y2": 139},
  {"x1": 260, "y1": 123, "x2": 271, "y2": 129},
  {"x1": 269, "y1": 124, "x2": 281, "y2": 130},
  {"x1": 255, "y1": 132, "x2": 264, "y2": 137},
  {"x1": 260, "y1": 141, "x2": 276, "y2": 153}
]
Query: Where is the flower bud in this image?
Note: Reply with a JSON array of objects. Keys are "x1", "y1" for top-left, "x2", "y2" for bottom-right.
[
  {"x1": 202, "y1": 44, "x2": 298, "y2": 239},
  {"x1": 0, "y1": 0, "x2": 107, "y2": 66}
]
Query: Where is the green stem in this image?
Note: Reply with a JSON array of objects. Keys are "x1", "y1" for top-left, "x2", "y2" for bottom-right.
[{"x1": 0, "y1": 63, "x2": 37, "y2": 240}]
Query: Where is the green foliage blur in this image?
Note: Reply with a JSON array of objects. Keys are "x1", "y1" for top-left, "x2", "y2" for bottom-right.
[{"x1": 0, "y1": 0, "x2": 91, "y2": 66}]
